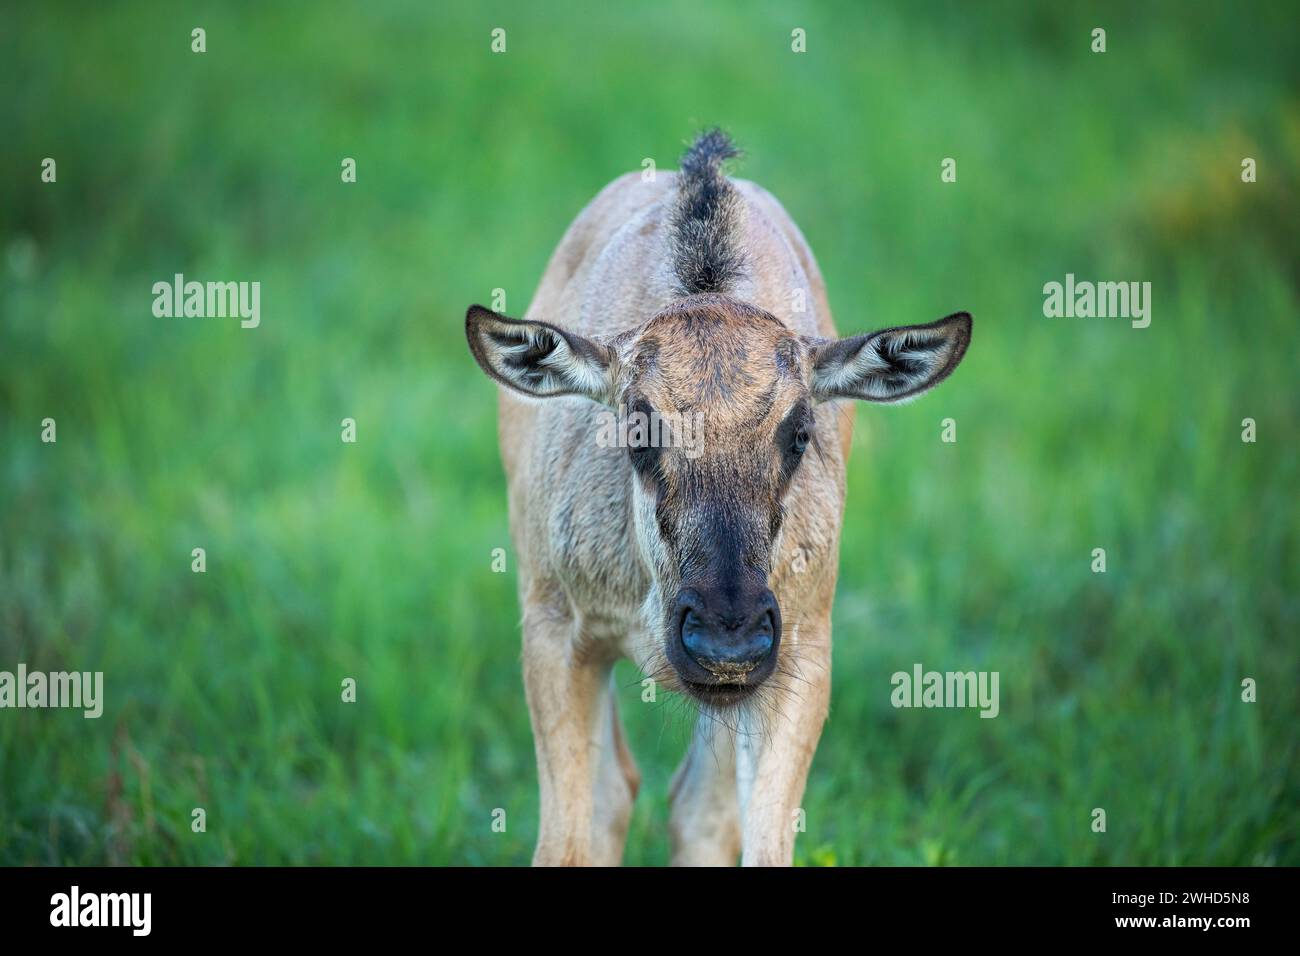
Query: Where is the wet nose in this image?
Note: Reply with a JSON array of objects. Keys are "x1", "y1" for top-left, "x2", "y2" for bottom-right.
[{"x1": 676, "y1": 588, "x2": 778, "y2": 674}]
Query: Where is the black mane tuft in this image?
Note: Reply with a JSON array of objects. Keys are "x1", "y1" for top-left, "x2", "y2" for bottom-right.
[{"x1": 669, "y1": 129, "x2": 747, "y2": 296}]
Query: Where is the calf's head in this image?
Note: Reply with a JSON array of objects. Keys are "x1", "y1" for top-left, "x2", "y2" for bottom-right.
[{"x1": 466, "y1": 294, "x2": 970, "y2": 705}]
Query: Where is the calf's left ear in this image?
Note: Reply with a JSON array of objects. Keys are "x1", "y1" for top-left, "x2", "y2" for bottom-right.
[{"x1": 806, "y1": 312, "x2": 971, "y2": 403}]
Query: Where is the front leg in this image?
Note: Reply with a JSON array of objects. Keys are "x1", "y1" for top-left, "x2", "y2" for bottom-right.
[
  {"x1": 737, "y1": 618, "x2": 831, "y2": 866},
  {"x1": 669, "y1": 713, "x2": 741, "y2": 865},
  {"x1": 522, "y1": 599, "x2": 608, "y2": 866}
]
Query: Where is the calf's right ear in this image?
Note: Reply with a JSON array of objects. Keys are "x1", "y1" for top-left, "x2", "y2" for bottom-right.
[{"x1": 465, "y1": 305, "x2": 617, "y2": 403}]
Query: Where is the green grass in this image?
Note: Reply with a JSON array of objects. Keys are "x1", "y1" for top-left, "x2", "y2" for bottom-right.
[{"x1": 2, "y1": 0, "x2": 1297, "y2": 865}]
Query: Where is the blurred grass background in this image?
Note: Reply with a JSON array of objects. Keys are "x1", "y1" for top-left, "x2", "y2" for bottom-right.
[{"x1": 2, "y1": 0, "x2": 1297, "y2": 865}]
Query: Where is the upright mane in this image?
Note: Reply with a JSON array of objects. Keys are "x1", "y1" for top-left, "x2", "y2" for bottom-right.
[{"x1": 668, "y1": 129, "x2": 747, "y2": 296}]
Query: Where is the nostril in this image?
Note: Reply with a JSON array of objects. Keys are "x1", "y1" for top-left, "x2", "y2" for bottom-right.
[
  {"x1": 743, "y1": 611, "x2": 775, "y2": 661},
  {"x1": 680, "y1": 609, "x2": 712, "y2": 662}
]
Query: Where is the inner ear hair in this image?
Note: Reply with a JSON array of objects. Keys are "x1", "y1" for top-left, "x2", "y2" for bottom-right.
[
  {"x1": 809, "y1": 312, "x2": 971, "y2": 403},
  {"x1": 465, "y1": 304, "x2": 615, "y2": 401}
]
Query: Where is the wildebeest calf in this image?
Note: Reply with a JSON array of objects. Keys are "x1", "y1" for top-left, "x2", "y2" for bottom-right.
[{"x1": 466, "y1": 130, "x2": 971, "y2": 866}]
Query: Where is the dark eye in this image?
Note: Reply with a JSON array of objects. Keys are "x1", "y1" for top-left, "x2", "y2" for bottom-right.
[
  {"x1": 629, "y1": 440, "x2": 660, "y2": 474},
  {"x1": 777, "y1": 403, "x2": 813, "y2": 483},
  {"x1": 626, "y1": 399, "x2": 661, "y2": 476}
]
